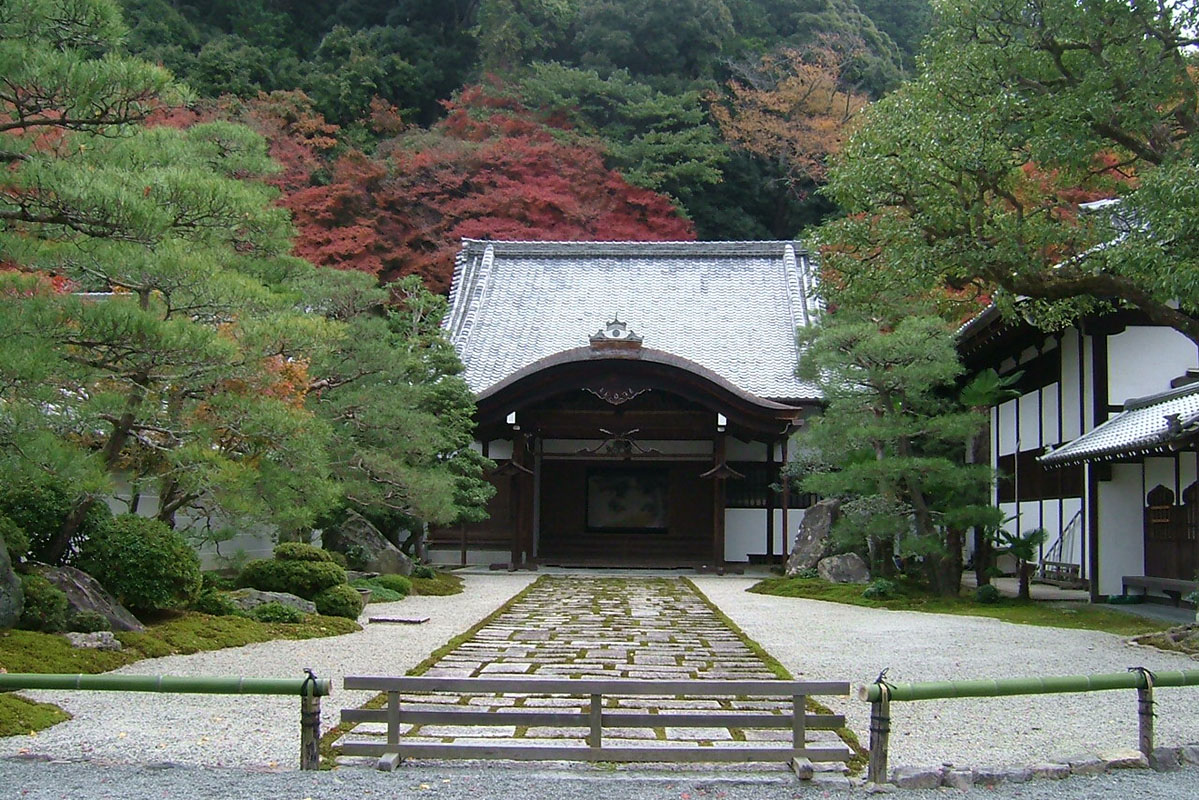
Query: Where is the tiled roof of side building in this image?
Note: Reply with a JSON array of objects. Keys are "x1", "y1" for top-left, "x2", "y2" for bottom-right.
[
  {"x1": 1039, "y1": 382, "x2": 1199, "y2": 466},
  {"x1": 444, "y1": 239, "x2": 822, "y2": 402}
]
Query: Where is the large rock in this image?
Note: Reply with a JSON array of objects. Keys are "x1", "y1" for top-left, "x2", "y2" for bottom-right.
[
  {"x1": 33, "y1": 564, "x2": 144, "y2": 632},
  {"x1": 785, "y1": 499, "x2": 840, "y2": 576},
  {"x1": 322, "y1": 511, "x2": 413, "y2": 576},
  {"x1": 817, "y1": 552, "x2": 870, "y2": 584},
  {"x1": 228, "y1": 588, "x2": 316, "y2": 615},
  {"x1": 63, "y1": 631, "x2": 122, "y2": 651},
  {"x1": 0, "y1": 530, "x2": 22, "y2": 628}
]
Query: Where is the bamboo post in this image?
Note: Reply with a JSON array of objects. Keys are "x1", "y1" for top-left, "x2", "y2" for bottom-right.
[
  {"x1": 867, "y1": 682, "x2": 891, "y2": 785},
  {"x1": 1132, "y1": 667, "x2": 1155, "y2": 758}
]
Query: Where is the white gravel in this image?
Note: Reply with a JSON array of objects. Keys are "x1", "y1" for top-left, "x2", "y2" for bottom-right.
[
  {"x1": 0, "y1": 573, "x2": 536, "y2": 769},
  {"x1": 693, "y1": 577, "x2": 1199, "y2": 769}
]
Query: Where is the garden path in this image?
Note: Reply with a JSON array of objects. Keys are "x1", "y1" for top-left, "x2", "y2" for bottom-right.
[{"x1": 332, "y1": 576, "x2": 845, "y2": 764}]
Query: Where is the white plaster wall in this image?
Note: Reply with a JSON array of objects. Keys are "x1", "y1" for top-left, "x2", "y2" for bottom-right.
[
  {"x1": 427, "y1": 548, "x2": 510, "y2": 567},
  {"x1": 485, "y1": 439, "x2": 513, "y2": 460},
  {"x1": 1108, "y1": 327, "x2": 1198, "y2": 404},
  {"x1": 1018, "y1": 391, "x2": 1041, "y2": 449},
  {"x1": 1097, "y1": 463, "x2": 1146, "y2": 596},
  {"x1": 1144, "y1": 457, "x2": 1177, "y2": 502},
  {"x1": 997, "y1": 400, "x2": 1018, "y2": 456},
  {"x1": 1041, "y1": 383, "x2": 1061, "y2": 445},
  {"x1": 1182, "y1": 453, "x2": 1199, "y2": 496},
  {"x1": 724, "y1": 508, "x2": 808, "y2": 562},
  {"x1": 1060, "y1": 330, "x2": 1084, "y2": 440}
]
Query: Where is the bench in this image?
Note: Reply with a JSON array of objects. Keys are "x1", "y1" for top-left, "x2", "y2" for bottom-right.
[
  {"x1": 1122, "y1": 575, "x2": 1199, "y2": 605},
  {"x1": 1038, "y1": 561, "x2": 1087, "y2": 588}
]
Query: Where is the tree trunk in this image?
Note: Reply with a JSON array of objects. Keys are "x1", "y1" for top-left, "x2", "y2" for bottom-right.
[
  {"x1": 966, "y1": 429, "x2": 995, "y2": 586},
  {"x1": 1018, "y1": 561, "x2": 1032, "y2": 601},
  {"x1": 41, "y1": 498, "x2": 96, "y2": 564}
]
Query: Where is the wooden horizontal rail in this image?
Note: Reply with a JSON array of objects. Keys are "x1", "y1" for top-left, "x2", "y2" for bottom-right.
[
  {"x1": 0, "y1": 672, "x2": 331, "y2": 697},
  {"x1": 345, "y1": 676, "x2": 848, "y2": 696},
  {"x1": 339, "y1": 741, "x2": 853, "y2": 763},
  {"x1": 341, "y1": 707, "x2": 844, "y2": 730}
]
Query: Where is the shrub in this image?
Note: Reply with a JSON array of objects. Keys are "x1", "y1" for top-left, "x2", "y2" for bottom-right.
[
  {"x1": 0, "y1": 514, "x2": 30, "y2": 564},
  {"x1": 75, "y1": 515, "x2": 202, "y2": 613},
  {"x1": 313, "y1": 584, "x2": 364, "y2": 619},
  {"x1": 249, "y1": 602, "x2": 305, "y2": 624},
  {"x1": 18, "y1": 574, "x2": 68, "y2": 632},
  {"x1": 273, "y1": 542, "x2": 333, "y2": 563},
  {"x1": 68, "y1": 610, "x2": 111, "y2": 633},
  {"x1": 792, "y1": 567, "x2": 819, "y2": 579},
  {"x1": 326, "y1": 550, "x2": 348, "y2": 568},
  {"x1": 411, "y1": 564, "x2": 436, "y2": 580},
  {"x1": 0, "y1": 477, "x2": 113, "y2": 564},
  {"x1": 974, "y1": 583, "x2": 1002, "y2": 604},
  {"x1": 862, "y1": 578, "x2": 897, "y2": 600},
  {"x1": 237, "y1": 559, "x2": 346, "y2": 599},
  {"x1": 342, "y1": 543, "x2": 371, "y2": 571},
  {"x1": 372, "y1": 574, "x2": 412, "y2": 597},
  {"x1": 192, "y1": 589, "x2": 241, "y2": 617},
  {"x1": 351, "y1": 579, "x2": 404, "y2": 602},
  {"x1": 201, "y1": 572, "x2": 235, "y2": 592}
]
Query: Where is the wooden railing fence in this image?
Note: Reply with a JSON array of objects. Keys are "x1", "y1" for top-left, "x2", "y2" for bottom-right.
[{"x1": 340, "y1": 676, "x2": 851, "y2": 772}]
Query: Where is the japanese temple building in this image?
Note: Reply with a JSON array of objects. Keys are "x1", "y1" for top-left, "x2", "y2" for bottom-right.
[{"x1": 428, "y1": 240, "x2": 822, "y2": 569}]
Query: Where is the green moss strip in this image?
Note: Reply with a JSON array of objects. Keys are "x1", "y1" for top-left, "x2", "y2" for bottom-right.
[
  {"x1": 749, "y1": 576, "x2": 1166, "y2": 637},
  {"x1": 319, "y1": 574, "x2": 546, "y2": 768},
  {"x1": 682, "y1": 577, "x2": 868, "y2": 773},
  {"x1": 0, "y1": 612, "x2": 360, "y2": 738}
]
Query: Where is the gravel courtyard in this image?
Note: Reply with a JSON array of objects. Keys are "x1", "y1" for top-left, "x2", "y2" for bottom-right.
[
  {"x1": 3, "y1": 572, "x2": 1198, "y2": 780},
  {"x1": 0, "y1": 573, "x2": 537, "y2": 769},
  {"x1": 694, "y1": 576, "x2": 1199, "y2": 769}
]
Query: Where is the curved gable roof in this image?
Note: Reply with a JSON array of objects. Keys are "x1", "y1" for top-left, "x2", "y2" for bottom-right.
[{"x1": 444, "y1": 239, "x2": 822, "y2": 402}]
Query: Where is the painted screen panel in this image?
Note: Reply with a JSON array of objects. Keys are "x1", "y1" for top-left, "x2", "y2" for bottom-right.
[{"x1": 586, "y1": 469, "x2": 669, "y2": 531}]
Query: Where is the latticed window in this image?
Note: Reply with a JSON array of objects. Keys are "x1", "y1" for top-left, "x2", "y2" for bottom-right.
[{"x1": 725, "y1": 462, "x2": 814, "y2": 509}]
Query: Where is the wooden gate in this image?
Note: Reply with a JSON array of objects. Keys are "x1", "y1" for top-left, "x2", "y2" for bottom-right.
[
  {"x1": 1144, "y1": 483, "x2": 1199, "y2": 581},
  {"x1": 339, "y1": 676, "x2": 851, "y2": 772}
]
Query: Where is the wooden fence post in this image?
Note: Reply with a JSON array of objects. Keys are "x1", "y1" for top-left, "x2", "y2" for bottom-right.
[
  {"x1": 588, "y1": 693, "x2": 603, "y2": 749},
  {"x1": 300, "y1": 692, "x2": 321, "y2": 770},
  {"x1": 867, "y1": 683, "x2": 891, "y2": 785}
]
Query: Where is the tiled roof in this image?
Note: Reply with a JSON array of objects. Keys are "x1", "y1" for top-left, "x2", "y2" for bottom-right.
[
  {"x1": 444, "y1": 240, "x2": 822, "y2": 401},
  {"x1": 1039, "y1": 383, "x2": 1199, "y2": 466}
]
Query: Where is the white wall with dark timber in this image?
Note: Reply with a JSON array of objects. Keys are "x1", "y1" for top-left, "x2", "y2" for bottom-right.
[
  {"x1": 1060, "y1": 330, "x2": 1085, "y2": 440},
  {"x1": 1097, "y1": 463, "x2": 1146, "y2": 596},
  {"x1": 1108, "y1": 326, "x2": 1198, "y2": 403},
  {"x1": 724, "y1": 508, "x2": 808, "y2": 563}
]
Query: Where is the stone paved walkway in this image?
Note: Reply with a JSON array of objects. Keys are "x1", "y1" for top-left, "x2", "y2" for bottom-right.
[{"x1": 335, "y1": 576, "x2": 843, "y2": 762}]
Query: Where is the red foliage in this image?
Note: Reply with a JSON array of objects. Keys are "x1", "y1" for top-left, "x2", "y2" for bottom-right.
[{"x1": 286, "y1": 86, "x2": 694, "y2": 292}]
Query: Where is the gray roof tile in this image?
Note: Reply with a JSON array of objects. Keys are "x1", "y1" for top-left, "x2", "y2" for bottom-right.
[
  {"x1": 445, "y1": 240, "x2": 821, "y2": 401},
  {"x1": 1040, "y1": 383, "x2": 1199, "y2": 465}
]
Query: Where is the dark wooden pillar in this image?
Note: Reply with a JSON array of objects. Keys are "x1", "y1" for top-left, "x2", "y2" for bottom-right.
[
  {"x1": 766, "y1": 439, "x2": 776, "y2": 561},
  {"x1": 781, "y1": 439, "x2": 791, "y2": 560},
  {"x1": 702, "y1": 432, "x2": 741, "y2": 575}
]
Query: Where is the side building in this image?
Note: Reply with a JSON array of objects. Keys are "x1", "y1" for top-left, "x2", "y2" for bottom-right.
[
  {"x1": 429, "y1": 239, "x2": 823, "y2": 569},
  {"x1": 959, "y1": 307, "x2": 1199, "y2": 602}
]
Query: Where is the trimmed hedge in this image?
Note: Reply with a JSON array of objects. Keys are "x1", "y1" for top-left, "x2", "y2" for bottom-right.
[
  {"x1": 68, "y1": 610, "x2": 111, "y2": 633},
  {"x1": 313, "y1": 584, "x2": 364, "y2": 619},
  {"x1": 237, "y1": 559, "x2": 346, "y2": 600},
  {"x1": 75, "y1": 515, "x2": 202, "y2": 613},
  {"x1": 372, "y1": 574, "x2": 412, "y2": 597}
]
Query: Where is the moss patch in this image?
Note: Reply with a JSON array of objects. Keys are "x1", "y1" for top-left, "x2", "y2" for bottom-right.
[
  {"x1": 0, "y1": 694, "x2": 72, "y2": 737},
  {"x1": 409, "y1": 571, "x2": 464, "y2": 596},
  {"x1": 682, "y1": 578, "x2": 868, "y2": 773},
  {"x1": 749, "y1": 576, "x2": 1166, "y2": 637},
  {"x1": 0, "y1": 611, "x2": 359, "y2": 738},
  {"x1": 1131, "y1": 623, "x2": 1199, "y2": 655}
]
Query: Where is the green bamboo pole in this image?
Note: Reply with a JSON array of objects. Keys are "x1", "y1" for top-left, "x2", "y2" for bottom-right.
[
  {"x1": 858, "y1": 669, "x2": 1199, "y2": 703},
  {"x1": 0, "y1": 673, "x2": 331, "y2": 696}
]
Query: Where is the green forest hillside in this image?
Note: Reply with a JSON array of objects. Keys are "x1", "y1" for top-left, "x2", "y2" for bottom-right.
[{"x1": 114, "y1": 0, "x2": 932, "y2": 270}]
